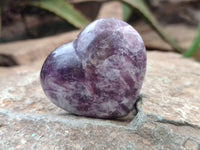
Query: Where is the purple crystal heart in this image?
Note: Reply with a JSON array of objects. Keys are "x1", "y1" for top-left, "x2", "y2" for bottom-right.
[{"x1": 40, "y1": 18, "x2": 146, "y2": 118}]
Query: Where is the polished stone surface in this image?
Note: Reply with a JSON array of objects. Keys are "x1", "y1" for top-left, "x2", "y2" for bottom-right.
[{"x1": 40, "y1": 18, "x2": 146, "y2": 118}]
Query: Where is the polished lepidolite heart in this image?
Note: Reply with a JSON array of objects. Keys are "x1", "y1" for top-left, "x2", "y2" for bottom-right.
[{"x1": 40, "y1": 18, "x2": 146, "y2": 118}]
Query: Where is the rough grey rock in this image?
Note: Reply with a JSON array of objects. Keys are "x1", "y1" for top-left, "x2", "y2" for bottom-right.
[
  {"x1": 133, "y1": 21, "x2": 197, "y2": 52},
  {"x1": 0, "y1": 31, "x2": 79, "y2": 66},
  {"x1": 1, "y1": 23, "x2": 198, "y2": 66},
  {"x1": 141, "y1": 52, "x2": 200, "y2": 127},
  {"x1": 149, "y1": 0, "x2": 200, "y2": 25},
  {"x1": 0, "y1": 21, "x2": 198, "y2": 66},
  {"x1": 0, "y1": 51, "x2": 200, "y2": 149},
  {"x1": 97, "y1": 1, "x2": 122, "y2": 19}
]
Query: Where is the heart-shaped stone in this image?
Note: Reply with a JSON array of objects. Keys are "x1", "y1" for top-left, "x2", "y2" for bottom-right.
[{"x1": 40, "y1": 18, "x2": 146, "y2": 118}]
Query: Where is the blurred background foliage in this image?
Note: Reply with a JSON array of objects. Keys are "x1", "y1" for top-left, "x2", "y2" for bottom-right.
[{"x1": 0, "y1": 0, "x2": 200, "y2": 58}]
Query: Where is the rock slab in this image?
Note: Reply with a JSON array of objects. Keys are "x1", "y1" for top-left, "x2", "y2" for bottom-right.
[{"x1": 0, "y1": 51, "x2": 200, "y2": 149}]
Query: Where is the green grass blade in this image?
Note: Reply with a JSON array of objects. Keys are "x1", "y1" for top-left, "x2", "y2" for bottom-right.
[
  {"x1": 29, "y1": 0, "x2": 90, "y2": 29},
  {"x1": 121, "y1": 0, "x2": 184, "y2": 53},
  {"x1": 183, "y1": 21, "x2": 200, "y2": 57},
  {"x1": 122, "y1": 2, "x2": 132, "y2": 21}
]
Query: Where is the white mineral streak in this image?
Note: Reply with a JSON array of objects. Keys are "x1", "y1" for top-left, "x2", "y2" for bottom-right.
[
  {"x1": 46, "y1": 80, "x2": 78, "y2": 113},
  {"x1": 122, "y1": 25, "x2": 144, "y2": 53},
  {"x1": 52, "y1": 42, "x2": 78, "y2": 69},
  {"x1": 101, "y1": 100, "x2": 119, "y2": 113},
  {"x1": 76, "y1": 21, "x2": 97, "y2": 57},
  {"x1": 52, "y1": 43, "x2": 72, "y2": 57}
]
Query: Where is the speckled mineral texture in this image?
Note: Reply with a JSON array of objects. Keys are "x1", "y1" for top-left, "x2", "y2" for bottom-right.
[
  {"x1": 40, "y1": 18, "x2": 146, "y2": 118},
  {"x1": 140, "y1": 52, "x2": 200, "y2": 127}
]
